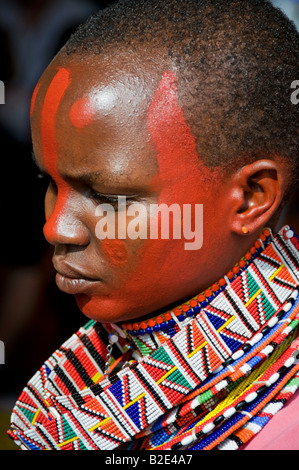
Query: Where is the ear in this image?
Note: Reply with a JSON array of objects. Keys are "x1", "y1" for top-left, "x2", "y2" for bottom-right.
[{"x1": 229, "y1": 159, "x2": 288, "y2": 236}]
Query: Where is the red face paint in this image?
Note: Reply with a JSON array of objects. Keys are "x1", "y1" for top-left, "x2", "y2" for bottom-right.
[
  {"x1": 41, "y1": 68, "x2": 72, "y2": 238},
  {"x1": 77, "y1": 71, "x2": 212, "y2": 322},
  {"x1": 101, "y1": 239, "x2": 129, "y2": 267},
  {"x1": 148, "y1": 70, "x2": 202, "y2": 203},
  {"x1": 30, "y1": 82, "x2": 41, "y2": 118},
  {"x1": 69, "y1": 96, "x2": 96, "y2": 129}
]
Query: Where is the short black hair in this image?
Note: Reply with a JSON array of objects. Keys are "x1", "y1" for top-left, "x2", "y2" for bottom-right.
[{"x1": 64, "y1": 0, "x2": 299, "y2": 183}]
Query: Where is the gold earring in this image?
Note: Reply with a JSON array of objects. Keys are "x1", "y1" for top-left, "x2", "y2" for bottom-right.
[{"x1": 242, "y1": 226, "x2": 249, "y2": 234}]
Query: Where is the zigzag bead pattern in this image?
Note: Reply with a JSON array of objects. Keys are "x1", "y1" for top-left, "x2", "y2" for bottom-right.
[{"x1": 8, "y1": 226, "x2": 299, "y2": 450}]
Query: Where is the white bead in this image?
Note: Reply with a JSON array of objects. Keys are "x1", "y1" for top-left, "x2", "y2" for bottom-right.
[
  {"x1": 268, "y1": 316, "x2": 278, "y2": 328},
  {"x1": 202, "y1": 422, "x2": 215, "y2": 434},
  {"x1": 245, "y1": 392, "x2": 258, "y2": 403},
  {"x1": 268, "y1": 372, "x2": 280, "y2": 385},
  {"x1": 213, "y1": 365, "x2": 224, "y2": 374},
  {"x1": 181, "y1": 435, "x2": 194, "y2": 446},
  {"x1": 286, "y1": 229, "x2": 294, "y2": 238},
  {"x1": 250, "y1": 333, "x2": 263, "y2": 345},
  {"x1": 108, "y1": 333, "x2": 118, "y2": 344},
  {"x1": 290, "y1": 289, "x2": 299, "y2": 300},
  {"x1": 284, "y1": 357, "x2": 295, "y2": 368},
  {"x1": 232, "y1": 349, "x2": 244, "y2": 360},
  {"x1": 261, "y1": 345, "x2": 274, "y2": 356},
  {"x1": 223, "y1": 407, "x2": 236, "y2": 419},
  {"x1": 283, "y1": 303, "x2": 292, "y2": 312}
]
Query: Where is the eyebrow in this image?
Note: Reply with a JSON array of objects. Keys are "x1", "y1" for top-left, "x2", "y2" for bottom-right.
[{"x1": 31, "y1": 150, "x2": 102, "y2": 183}]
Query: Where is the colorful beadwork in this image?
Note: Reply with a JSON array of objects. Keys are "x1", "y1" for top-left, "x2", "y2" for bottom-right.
[{"x1": 7, "y1": 226, "x2": 299, "y2": 450}]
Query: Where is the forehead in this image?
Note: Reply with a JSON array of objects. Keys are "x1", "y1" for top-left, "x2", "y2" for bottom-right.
[{"x1": 31, "y1": 54, "x2": 168, "y2": 181}]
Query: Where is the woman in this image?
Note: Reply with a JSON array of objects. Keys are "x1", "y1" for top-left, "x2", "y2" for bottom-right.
[{"x1": 8, "y1": 0, "x2": 299, "y2": 450}]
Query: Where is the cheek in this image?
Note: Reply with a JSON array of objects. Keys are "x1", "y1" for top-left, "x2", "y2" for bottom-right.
[{"x1": 101, "y1": 239, "x2": 130, "y2": 267}]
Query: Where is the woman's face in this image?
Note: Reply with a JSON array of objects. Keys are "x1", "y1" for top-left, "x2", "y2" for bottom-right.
[{"x1": 30, "y1": 54, "x2": 233, "y2": 324}]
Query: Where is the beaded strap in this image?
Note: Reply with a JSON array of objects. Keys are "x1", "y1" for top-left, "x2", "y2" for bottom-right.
[{"x1": 8, "y1": 226, "x2": 299, "y2": 450}]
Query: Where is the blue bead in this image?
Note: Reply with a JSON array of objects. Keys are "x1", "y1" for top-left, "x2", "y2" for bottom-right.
[
  {"x1": 132, "y1": 330, "x2": 138, "y2": 336},
  {"x1": 200, "y1": 300, "x2": 208, "y2": 308},
  {"x1": 145, "y1": 327, "x2": 152, "y2": 335},
  {"x1": 160, "y1": 322, "x2": 168, "y2": 330},
  {"x1": 186, "y1": 309, "x2": 194, "y2": 317},
  {"x1": 168, "y1": 319, "x2": 176, "y2": 327},
  {"x1": 153, "y1": 324, "x2": 160, "y2": 332},
  {"x1": 193, "y1": 305, "x2": 201, "y2": 314},
  {"x1": 178, "y1": 314, "x2": 185, "y2": 322},
  {"x1": 139, "y1": 329, "x2": 146, "y2": 336}
]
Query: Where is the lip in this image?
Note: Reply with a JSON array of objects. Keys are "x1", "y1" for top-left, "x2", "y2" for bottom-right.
[
  {"x1": 55, "y1": 272, "x2": 102, "y2": 294},
  {"x1": 53, "y1": 261, "x2": 102, "y2": 294}
]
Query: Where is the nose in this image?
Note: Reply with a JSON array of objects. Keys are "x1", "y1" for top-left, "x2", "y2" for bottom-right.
[{"x1": 43, "y1": 189, "x2": 90, "y2": 247}]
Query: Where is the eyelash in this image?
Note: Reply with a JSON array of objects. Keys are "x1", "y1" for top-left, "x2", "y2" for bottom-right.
[{"x1": 37, "y1": 173, "x2": 130, "y2": 209}]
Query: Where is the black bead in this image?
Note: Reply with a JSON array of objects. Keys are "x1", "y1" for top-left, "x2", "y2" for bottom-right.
[
  {"x1": 276, "y1": 310, "x2": 285, "y2": 321},
  {"x1": 256, "y1": 384, "x2": 268, "y2": 396},
  {"x1": 242, "y1": 343, "x2": 251, "y2": 353},
  {"x1": 278, "y1": 365, "x2": 288, "y2": 376},
  {"x1": 236, "y1": 400, "x2": 246, "y2": 411},
  {"x1": 261, "y1": 325, "x2": 270, "y2": 335},
  {"x1": 171, "y1": 442, "x2": 182, "y2": 450},
  {"x1": 213, "y1": 415, "x2": 225, "y2": 426}
]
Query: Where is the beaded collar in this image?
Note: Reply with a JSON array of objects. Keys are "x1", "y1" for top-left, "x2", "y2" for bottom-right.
[{"x1": 8, "y1": 226, "x2": 299, "y2": 450}]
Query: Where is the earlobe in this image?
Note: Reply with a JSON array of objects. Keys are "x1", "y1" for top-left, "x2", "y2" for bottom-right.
[{"x1": 230, "y1": 159, "x2": 287, "y2": 236}]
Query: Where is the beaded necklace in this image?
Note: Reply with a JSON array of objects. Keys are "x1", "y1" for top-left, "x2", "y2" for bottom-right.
[{"x1": 8, "y1": 226, "x2": 299, "y2": 450}]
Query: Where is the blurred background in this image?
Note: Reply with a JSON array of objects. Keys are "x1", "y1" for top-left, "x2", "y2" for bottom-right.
[{"x1": 0, "y1": 0, "x2": 298, "y2": 451}]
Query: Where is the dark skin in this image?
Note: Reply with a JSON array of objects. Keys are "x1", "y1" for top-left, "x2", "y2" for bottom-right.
[{"x1": 30, "y1": 51, "x2": 290, "y2": 325}]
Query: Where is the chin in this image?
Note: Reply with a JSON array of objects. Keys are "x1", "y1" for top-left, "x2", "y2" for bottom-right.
[{"x1": 74, "y1": 293, "x2": 136, "y2": 324}]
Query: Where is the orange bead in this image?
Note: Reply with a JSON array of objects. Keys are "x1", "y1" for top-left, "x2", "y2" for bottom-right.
[
  {"x1": 156, "y1": 316, "x2": 164, "y2": 324},
  {"x1": 140, "y1": 322, "x2": 147, "y2": 330},
  {"x1": 264, "y1": 229, "x2": 270, "y2": 237},
  {"x1": 219, "y1": 278, "x2": 226, "y2": 287},
  {"x1": 174, "y1": 308, "x2": 182, "y2": 317},
  {"x1": 239, "y1": 260, "x2": 246, "y2": 268},
  {"x1": 164, "y1": 313, "x2": 172, "y2": 321},
  {"x1": 148, "y1": 319, "x2": 156, "y2": 327},
  {"x1": 227, "y1": 271, "x2": 234, "y2": 279},
  {"x1": 245, "y1": 252, "x2": 252, "y2": 261},
  {"x1": 233, "y1": 266, "x2": 240, "y2": 274},
  {"x1": 133, "y1": 323, "x2": 139, "y2": 330},
  {"x1": 190, "y1": 299, "x2": 197, "y2": 308},
  {"x1": 197, "y1": 294, "x2": 206, "y2": 303},
  {"x1": 182, "y1": 304, "x2": 189, "y2": 312},
  {"x1": 204, "y1": 289, "x2": 213, "y2": 297},
  {"x1": 211, "y1": 284, "x2": 219, "y2": 292}
]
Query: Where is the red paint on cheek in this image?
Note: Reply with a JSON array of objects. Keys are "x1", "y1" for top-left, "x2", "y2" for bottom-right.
[
  {"x1": 69, "y1": 96, "x2": 96, "y2": 129},
  {"x1": 101, "y1": 239, "x2": 129, "y2": 267},
  {"x1": 41, "y1": 68, "x2": 72, "y2": 239}
]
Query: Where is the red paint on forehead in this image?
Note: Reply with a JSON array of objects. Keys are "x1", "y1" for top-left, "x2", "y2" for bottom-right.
[
  {"x1": 147, "y1": 70, "x2": 200, "y2": 188},
  {"x1": 41, "y1": 67, "x2": 71, "y2": 234},
  {"x1": 41, "y1": 67, "x2": 71, "y2": 179},
  {"x1": 30, "y1": 82, "x2": 41, "y2": 118},
  {"x1": 69, "y1": 96, "x2": 96, "y2": 129}
]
